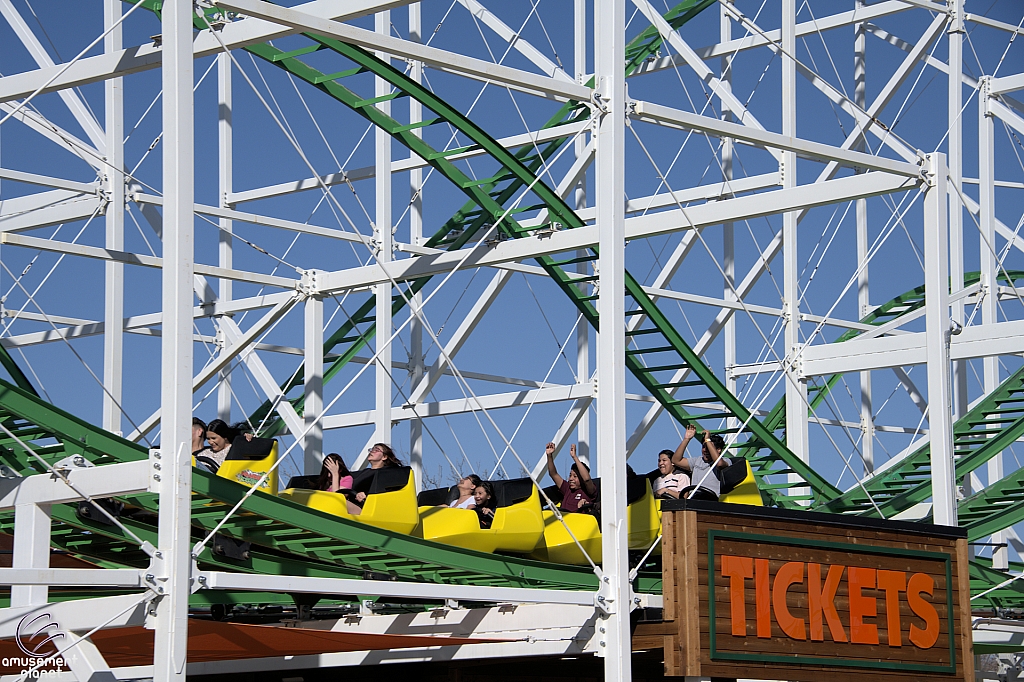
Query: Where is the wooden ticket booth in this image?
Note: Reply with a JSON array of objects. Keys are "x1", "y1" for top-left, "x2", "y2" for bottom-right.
[{"x1": 659, "y1": 500, "x2": 973, "y2": 681}]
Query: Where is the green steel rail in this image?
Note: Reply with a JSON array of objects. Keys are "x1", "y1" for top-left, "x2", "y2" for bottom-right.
[
  {"x1": 0, "y1": 378, "x2": 671, "y2": 596},
  {"x1": 731, "y1": 271, "x2": 1024, "y2": 510},
  {"x1": 818, "y1": 353, "x2": 1024, "y2": 519}
]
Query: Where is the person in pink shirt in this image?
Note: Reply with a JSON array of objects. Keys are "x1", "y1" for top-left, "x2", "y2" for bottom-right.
[
  {"x1": 318, "y1": 453, "x2": 359, "y2": 514},
  {"x1": 544, "y1": 442, "x2": 597, "y2": 513}
]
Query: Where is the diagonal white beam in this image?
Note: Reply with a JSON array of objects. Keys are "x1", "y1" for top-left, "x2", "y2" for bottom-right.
[
  {"x1": 127, "y1": 296, "x2": 298, "y2": 441},
  {"x1": 0, "y1": 102, "x2": 103, "y2": 169},
  {"x1": 0, "y1": 0, "x2": 106, "y2": 152},
  {"x1": 0, "y1": 168, "x2": 97, "y2": 194},
  {"x1": 407, "y1": 270, "x2": 513, "y2": 404},
  {"x1": 455, "y1": 0, "x2": 572, "y2": 82},
  {"x1": 631, "y1": 100, "x2": 921, "y2": 176},
  {"x1": 0, "y1": 0, "x2": 414, "y2": 105},
  {"x1": 213, "y1": 0, "x2": 591, "y2": 102},
  {"x1": 630, "y1": 0, "x2": 780, "y2": 159},
  {"x1": 0, "y1": 197, "x2": 100, "y2": 233},
  {"x1": 219, "y1": 316, "x2": 306, "y2": 438}
]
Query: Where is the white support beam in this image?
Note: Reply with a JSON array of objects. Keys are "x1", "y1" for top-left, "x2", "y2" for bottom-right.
[
  {"x1": 799, "y1": 319, "x2": 1024, "y2": 376},
  {"x1": 0, "y1": 168, "x2": 97, "y2": 194},
  {"x1": 133, "y1": 192, "x2": 368, "y2": 245},
  {"x1": 0, "y1": 461, "x2": 150, "y2": 509},
  {"x1": 199, "y1": 570, "x2": 596, "y2": 606},
  {"x1": 153, "y1": 0, "x2": 194, "y2": 678},
  {"x1": 213, "y1": 0, "x2": 592, "y2": 102},
  {"x1": 407, "y1": 269, "x2": 512, "y2": 404},
  {"x1": 227, "y1": 122, "x2": 590, "y2": 206},
  {"x1": 317, "y1": 172, "x2": 918, "y2": 297},
  {"x1": 924, "y1": 153, "x2": 954, "y2": 527},
  {"x1": 0, "y1": 0, "x2": 106, "y2": 152},
  {"x1": 630, "y1": 100, "x2": 921, "y2": 177},
  {"x1": 0, "y1": 0, "x2": 416, "y2": 104},
  {"x1": 990, "y1": 73, "x2": 1024, "y2": 95},
  {"x1": 218, "y1": 316, "x2": 306, "y2": 440},
  {"x1": 0, "y1": 197, "x2": 101, "y2": 233},
  {"x1": 454, "y1": 0, "x2": 572, "y2": 82},
  {"x1": 630, "y1": 0, "x2": 780, "y2": 160},
  {"x1": 303, "y1": 290, "x2": 323, "y2": 475},
  {"x1": 0, "y1": 594, "x2": 149, "y2": 639},
  {"x1": 103, "y1": 0, "x2": 125, "y2": 436},
  {"x1": 0, "y1": 233, "x2": 300, "y2": 289},
  {"x1": 324, "y1": 382, "x2": 594, "y2": 429},
  {"x1": 10, "y1": 502, "x2": 50, "y2": 607},
  {"x1": 0, "y1": 102, "x2": 103, "y2": 170},
  {"x1": 0, "y1": 568, "x2": 145, "y2": 588},
  {"x1": 630, "y1": 1, "x2": 929, "y2": 74},
  {"x1": 374, "y1": 11, "x2": 394, "y2": 455},
  {"x1": 595, "y1": 0, "x2": 630, "y2": 678}
]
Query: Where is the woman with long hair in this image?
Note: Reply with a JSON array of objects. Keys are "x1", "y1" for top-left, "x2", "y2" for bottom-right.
[
  {"x1": 317, "y1": 453, "x2": 361, "y2": 515},
  {"x1": 447, "y1": 474, "x2": 483, "y2": 509},
  {"x1": 473, "y1": 481, "x2": 496, "y2": 529},
  {"x1": 204, "y1": 419, "x2": 241, "y2": 468},
  {"x1": 353, "y1": 443, "x2": 403, "y2": 507}
]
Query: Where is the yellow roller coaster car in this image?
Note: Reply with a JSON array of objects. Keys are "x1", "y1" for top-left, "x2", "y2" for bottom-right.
[
  {"x1": 216, "y1": 437, "x2": 279, "y2": 495},
  {"x1": 279, "y1": 466, "x2": 420, "y2": 535},
  {"x1": 718, "y1": 458, "x2": 763, "y2": 506},
  {"x1": 418, "y1": 478, "x2": 544, "y2": 553},
  {"x1": 530, "y1": 470, "x2": 655, "y2": 565}
]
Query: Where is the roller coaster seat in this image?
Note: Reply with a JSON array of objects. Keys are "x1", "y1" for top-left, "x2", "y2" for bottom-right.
[
  {"x1": 417, "y1": 485, "x2": 457, "y2": 507},
  {"x1": 718, "y1": 458, "x2": 763, "y2": 506},
  {"x1": 216, "y1": 437, "x2": 279, "y2": 495},
  {"x1": 278, "y1": 466, "x2": 420, "y2": 535},
  {"x1": 532, "y1": 468, "x2": 659, "y2": 565},
  {"x1": 419, "y1": 477, "x2": 543, "y2": 553}
]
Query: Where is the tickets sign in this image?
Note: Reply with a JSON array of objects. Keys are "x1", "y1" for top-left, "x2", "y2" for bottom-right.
[
  {"x1": 658, "y1": 502, "x2": 973, "y2": 682},
  {"x1": 708, "y1": 531, "x2": 955, "y2": 673}
]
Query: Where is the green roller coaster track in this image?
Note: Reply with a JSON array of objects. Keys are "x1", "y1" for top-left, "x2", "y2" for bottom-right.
[{"x1": 2, "y1": 0, "x2": 1023, "y2": 618}]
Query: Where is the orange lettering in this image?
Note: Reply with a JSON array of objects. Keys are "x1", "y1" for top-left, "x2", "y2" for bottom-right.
[
  {"x1": 876, "y1": 570, "x2": 907, "y2": 647},
  {"x1": 907, "y1": 573, "x2": 939, "y2": 649},
  {"x1": 848, "y1": 566, "x2": 879, "y2": 645},
  {"x1": 807, "y1": 563, "x2": 847, "y2": 642},
  {"x1": 721, "y1": 555, "x2": 754, "y2": 636},
  {"x1": 755, "y1": 558, "x2": 771, "y2": 638},
  {"x1": 772, "y1": 561, "x2": 806, "y2": 640}
]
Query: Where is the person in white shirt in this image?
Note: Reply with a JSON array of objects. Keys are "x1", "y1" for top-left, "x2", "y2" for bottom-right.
[
  {"x1": 652, "y1": 449, "x2": 691, "y2": 499},
  {"x1": 447, "y1": 475, "x2": 483, "y2": 509}
]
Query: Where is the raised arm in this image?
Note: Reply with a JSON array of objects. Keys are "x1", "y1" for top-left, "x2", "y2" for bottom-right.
[
  {"x1": 545, "y1": 442, "x2": 564, "y2": 488},
  {"x1": 671, "y1": 424, "x2": 697, "y2": 469},
  {"x1": 704, "y1": 431, "x2": 730, "y2": 468},
  {"x1": 569, "y1": 444, "x2": 597, "y2": 498}
]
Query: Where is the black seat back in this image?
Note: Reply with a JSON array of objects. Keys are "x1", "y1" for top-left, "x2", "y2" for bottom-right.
[
  {"x1": 351, "y1": 466, "x2": 412, "y2": 495},
  {"x1": 717, "y1": 458, "x2": 748, "y2": 495},
  {"x1": 418, "y1": 485, "x2": 457, "y2": 507},
  {"x1": 225, "y1": 436, "x2": 274, "y2": 461},
  {"x1": 491, "y1": 477, "x2": 534, "y2": 508},
  {"x1": 286, "y1": 475, "x2": 319, "y2": 490}
]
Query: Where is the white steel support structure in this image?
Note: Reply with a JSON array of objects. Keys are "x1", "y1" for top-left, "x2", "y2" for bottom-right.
[
  {"x1": 407, "y1": 2, "x2": 423, "y2": 489},
  {"x1": 374, "y1": 10, "x2": 393, "y2": 456},
  {"x1": 979, "y1": 78, "x2": 1006, "y2": 568},
  {"x1": 721, "y1": 0, "x2": 737, "y2": 433},
  {"x1": 217, "y1": 52, "x2": 234, "y2": 424},
  {"x1": 782, "y1": 0, "x2": 809, "y2": 482},
  {"x1": 153, "y1": 1, "x2": 195, "y2": 681},
  {"x1": 574, "y1": 0, "x2": 590, "y2": 465},
  {"x1": 102, "y1": 0, "x2": 124, "y2": 437},
  {"x1": 594, "y1": 0, "x2": 629, "y2": 679},
  {"x1": 304, "y1": 285, "x2": 324, "y2": 474},
  {"x1": 949, "y1": 0, "x2": 967, "y2": 420},
  {"x1": 854, "y1": 0, "x2": 873, "y2": 474},
  {"x1": 924, "y1": 153, "x2": 956, "y2": 527}
]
